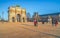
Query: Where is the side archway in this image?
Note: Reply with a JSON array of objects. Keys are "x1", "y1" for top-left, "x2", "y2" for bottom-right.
[
  {"x1": 23, "y1": 18, "x2": 25, "y2": 22},
  {"x1": 12, "y1": 17, "x2": 15, "y2": 22}
]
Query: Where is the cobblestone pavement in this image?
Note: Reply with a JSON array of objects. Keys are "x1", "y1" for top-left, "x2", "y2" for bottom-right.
[{"x1": 0, "y1": 22, "x2": 60, "y2": 38}]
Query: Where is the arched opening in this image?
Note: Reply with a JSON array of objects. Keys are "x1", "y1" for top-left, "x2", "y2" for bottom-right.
[
  {"x1": 17, "y1": 14, "x2": 21, "y2": 22},
  {"x1": 23, "y1": 18, "x2": 25, "y2": 22},
  {"x1": 12, "y1": 17, "x2": 15, "y2": 22}
]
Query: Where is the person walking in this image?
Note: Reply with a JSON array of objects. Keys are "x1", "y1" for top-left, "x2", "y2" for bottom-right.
[
  {"x1": 42, "y1": 21, "x2": 44, "y2": 24},
  {"x1": 42, "y1": 19, "x2": 45, "y2": 24},
  {"x1": 34, "y1": 19, "x2": 38, "y2": 26},
  {"x1": 52, "y1": 18, "x2": 55, "y2": 26},
  {"x1": 55, "y1": 20, "x2": 58, "y2": 27}
]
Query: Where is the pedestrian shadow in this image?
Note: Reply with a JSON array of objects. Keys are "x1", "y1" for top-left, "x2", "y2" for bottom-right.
[
  {"x1": 38, "y1": 31, "x2": 60, "y2": 38},
  {"x1": 57, "y1": 37, "x2": 60, "y2": 38},
  {"x1": 21, "y1": 24, "x2": 33, "y2": 26},
  {"x1": 21, "y1": 23, "x2": 60, "y2": 38}
]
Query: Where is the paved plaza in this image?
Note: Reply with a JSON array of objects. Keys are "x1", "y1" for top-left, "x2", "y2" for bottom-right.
[{"x1": 0, "y1": 22, "x2": 60, "y2": 38}]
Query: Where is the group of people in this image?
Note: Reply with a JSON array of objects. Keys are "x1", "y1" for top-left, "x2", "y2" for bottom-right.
[
  {"x1": 33, "y1": 18, "x2": 58, "y2": 27},
  {"x1": 52, "y1": 18, "x2": 58, "y2": 27}
]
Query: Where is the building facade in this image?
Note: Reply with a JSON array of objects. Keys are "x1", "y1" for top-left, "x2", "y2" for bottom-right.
[
  {"x1": 30, "y1": 12, "x2": 60, "y2": 22},
  {"x1": 39, "y1": 13, "x2": 60, "y2": 22},
  {"x1": 8, "y1": 6, "x2": 27, "y2": 22}
]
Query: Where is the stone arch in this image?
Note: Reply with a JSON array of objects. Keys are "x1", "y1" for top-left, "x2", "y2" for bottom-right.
[{"x1": 16, "y1": 14, "x2": 21, "y2": 22}]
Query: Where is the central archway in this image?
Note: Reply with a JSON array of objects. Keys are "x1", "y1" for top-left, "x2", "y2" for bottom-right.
[{"x1": 17, "y1": 14, "x2": 21, "y2": 22}]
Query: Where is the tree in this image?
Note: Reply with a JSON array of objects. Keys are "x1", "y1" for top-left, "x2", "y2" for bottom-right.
[
  {"x1": 32, "y1": 12, "x2": 40, "y2": 21},
  {"x1": 26, "y1": 13, "x2": 31, "y2": 22},
  {"x1": 16, "y1": 5, "x2": 20, "y2": 7}
]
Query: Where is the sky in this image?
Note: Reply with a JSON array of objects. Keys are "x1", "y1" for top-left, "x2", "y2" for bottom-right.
[{"x1": 0, "y1": 0, "x2": 60, "y2": 20}]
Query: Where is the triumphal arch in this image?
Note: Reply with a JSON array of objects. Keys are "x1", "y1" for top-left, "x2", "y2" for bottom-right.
[{"x1": 8, "y1": 6, "x2": 27, "y2": 22}]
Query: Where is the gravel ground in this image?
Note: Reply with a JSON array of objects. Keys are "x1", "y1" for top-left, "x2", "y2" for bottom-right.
[{"x1": 0, "y1": 22, "x2": 60, "y2": 38}]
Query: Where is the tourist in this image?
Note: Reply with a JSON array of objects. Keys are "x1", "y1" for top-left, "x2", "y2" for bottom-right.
[
  {"x1": 52, "y1": 18, "x2": 55, "y2": 26},
  {"x1": 42, "y1": 19, "x2": 45, "y2": 24},
  {"x1": 42, "y1": 21, "x2": 44, "y2": 24},
  {"x1": 55, "y1": 20, "x2": 58, "y2": 27},
  {"x1": 34, "y1": 19, "x2": 38, "y2": 26}
]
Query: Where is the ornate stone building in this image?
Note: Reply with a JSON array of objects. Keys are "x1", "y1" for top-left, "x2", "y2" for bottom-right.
[{"x1": 8, "y1": 6, "x2": 27, "y2": 22}]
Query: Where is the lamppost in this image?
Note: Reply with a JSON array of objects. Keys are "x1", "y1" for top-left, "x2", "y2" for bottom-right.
[
  {"x1": 2, "y1": 12, "x2": 4, "y2": 22},
  {"x1": 0, "y1": 16, "x2": 1, "y2": 21}
]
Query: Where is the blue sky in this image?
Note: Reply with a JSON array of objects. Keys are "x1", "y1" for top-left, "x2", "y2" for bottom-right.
[{"x1": 0, "y1": 0, "x2": 60, "y2": 20}]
